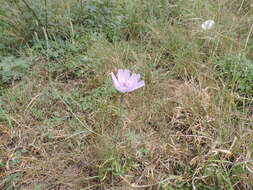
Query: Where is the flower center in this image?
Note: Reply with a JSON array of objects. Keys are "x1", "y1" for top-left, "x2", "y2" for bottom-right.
[{"x1": 122, "y1": 82, "x2": 128, "y2": 87}]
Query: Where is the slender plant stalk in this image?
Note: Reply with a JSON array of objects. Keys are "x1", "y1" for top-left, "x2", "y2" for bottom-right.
[
  {"x1": 120, "y1": 94, "x2": 124, "y2": 104},
  {"x1": 44, "y1": 0, "x2": 48, "y2": 33},
  {"x1": 20, "y1": 0, "x2": 43, "y2": 27}
]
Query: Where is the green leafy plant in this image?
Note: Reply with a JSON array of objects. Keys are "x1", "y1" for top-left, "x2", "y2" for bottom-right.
[
  {"x1": 82, "y1": 0, "x2": 126, "y2": 42},
  {"x1": 31, "y1": 39, "x2": 80, "y2": 60},
  {"x1": 0, "y1": 173, "x2": 20, "y2": 190},
  {"x1": 0, "y1": 0, "x2": 80, "y2": 49},
  {"x1": 0, "y1": 56, "x2": 32, "y2": 84},
  {"x1": 0, "y1": 0, "x2": 127, "y2": 51},
  {"x1": 214, "y1": 54, "x2": 253, "y2": 98}
]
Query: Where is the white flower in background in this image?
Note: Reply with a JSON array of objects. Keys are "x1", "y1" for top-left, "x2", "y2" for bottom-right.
[{"x1": 201, "y1": 19, "x2": 215, "y2": 30}]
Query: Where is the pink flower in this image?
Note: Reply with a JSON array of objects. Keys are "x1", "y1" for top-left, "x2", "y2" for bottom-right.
[{"x1": 111, "y1": 69, "x2": 145, "y2": 93}]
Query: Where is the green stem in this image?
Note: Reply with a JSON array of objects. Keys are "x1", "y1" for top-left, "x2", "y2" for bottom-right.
[
  {"x1": 120, "y1": 94, "x2": 124, "y2": 104},
  {"x1": 20, "y1": 0, "x2": 43, "y2": 27}
]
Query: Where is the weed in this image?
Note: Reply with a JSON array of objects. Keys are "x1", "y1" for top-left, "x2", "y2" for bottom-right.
[
  {"x1": 0, "y1": 173, "x2": 20, "y2": 190},
  {"x1": 0, "y1": 56, "x2": 32, "y2": 85},
  {"x1": 214, "y1": 54, "x2": 253, "y2": 98},
  {"x1": 81, "y1": 0, "x2": 127, "y2": 42}
]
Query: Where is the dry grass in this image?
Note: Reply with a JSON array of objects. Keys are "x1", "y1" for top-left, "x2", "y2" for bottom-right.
[{"x1": 0, "y1": 0, "x2": 253, "y2": 189}]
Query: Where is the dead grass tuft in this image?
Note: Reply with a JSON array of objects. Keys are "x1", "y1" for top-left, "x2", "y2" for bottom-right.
[{"x1": 0, "y1": 0, "x2": 253, "y2": 189}]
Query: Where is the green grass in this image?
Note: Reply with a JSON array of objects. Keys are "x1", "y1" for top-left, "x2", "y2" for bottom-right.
[{"x1": 0, "y1": 0, "x2": 253, "y2": 189}]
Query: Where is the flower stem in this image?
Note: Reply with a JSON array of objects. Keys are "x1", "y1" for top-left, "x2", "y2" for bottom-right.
[{"x1": 120, "y1": 94, "x2": 124, "y2": 104}]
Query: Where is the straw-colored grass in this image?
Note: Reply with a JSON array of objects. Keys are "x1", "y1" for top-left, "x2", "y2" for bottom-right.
[{"x1": 0, "y1": 0, "x2": 252, "y2": 189}]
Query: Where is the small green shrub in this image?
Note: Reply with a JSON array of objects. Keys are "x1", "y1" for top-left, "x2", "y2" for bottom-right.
[
  {"x1": 81, "y1": 0, "x2": 127, "y2": 42},
  {"x1": 0, "y1": 56, "x2": 32, "y2": 84},
  {"x1": 214, "y1": 54, "x2": 253, "y2": 97},
  {"x1": 0, "y1": 173, "x2": 21, "y2": 190},
  {"x1": 28, "y1": 38, "x2": 88, "y2": 78},
  {"x1": 31, "y1": 39, "x2": 80, "y2": 60},
  {"x1": 0, "y1": 0, "x2": 127, "y2": 51}
]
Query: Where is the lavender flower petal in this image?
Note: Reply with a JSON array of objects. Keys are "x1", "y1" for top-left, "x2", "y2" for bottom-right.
[
  {"x1": 126, "y1": 73, "x2": 141, "y2": 87},
  {"x1": 130, "y1": 80, "x2": 145, "y2": 91},
  {"x1": 111, "y1": 72, "x2": 125, "y2": 92},
  {"x1": 117, "y1": 69, "x2": 125, "y2": 84}
]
